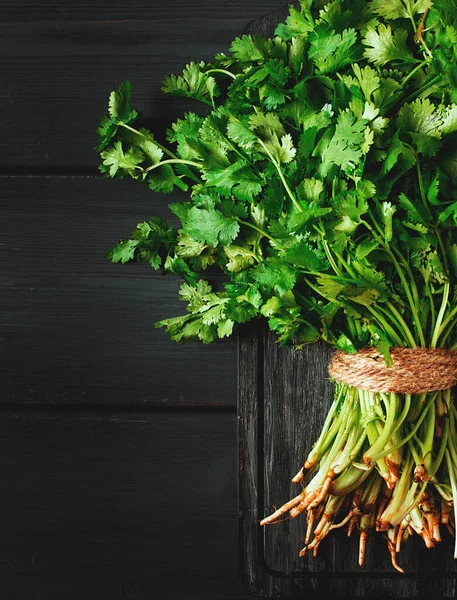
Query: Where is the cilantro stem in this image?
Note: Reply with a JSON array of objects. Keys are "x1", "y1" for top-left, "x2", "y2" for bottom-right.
[
  {"x1": 400, "y1": 60, "x2": 429, "y2": 87},
  {"x1": 384, "y1": 301, "x2": 417, "y2": 347},
  {"x1": 364, "y1": 393, "x2": 411, "y2": 467},
  {"x1": 236, "y1": 218, "x2": 285, "y2": 250},
  {"x1": 206, "y1": 68, "x2": 236, "y2": 80},
  {"x1": 119, "y1": 122, "x2": 202, "y2": 182},
  {"x1": 210, "y1": 117, "x2": 264, "y2": 175},
  {"x1": 435, "y1": 303, "x2": 457, "y2": 347},
  {"x1": 363, "y1": 215, "x2": 425, "y2": 347},
  {"x1": 316, "y1": 224, "x2": 342, "y2": 276},
  {"x1": 402, "y1": 74, "x2": 442, "y2": 104},
  {"x1": 119, "y1": 122, "x2": 177, "y2": 160},
  {"x1": 144, "y1": 158, "x2": 203, "y2": 173},
  {"x1": 365, "y1": 306, "x2": 405, "y2": 347},
  {"x1": 431, "y1": 280, "x2": 450, "y2": 348},
  {"x1": 371, "y1": 393, "x2": 437, "y2": 463},
  {"x1": 257, "y1": 139, "x2": 303, "y2": 213}
]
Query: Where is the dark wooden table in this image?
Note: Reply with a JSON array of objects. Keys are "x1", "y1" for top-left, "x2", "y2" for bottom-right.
[
  {"x1": 1, "y1": 2, "x2": 287, "y2": 598},
  {"x1": 5, "y1": 3, "x2": 457, "y2": 598}
]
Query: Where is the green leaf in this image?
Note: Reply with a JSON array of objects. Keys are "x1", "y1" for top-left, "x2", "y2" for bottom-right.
[
  {"x1": 298, "y1": 178, "x2": 325, "y2": 203},
  {"x1": 383, "y1": 130, "x2": 417, "y2": 173},
  {"x1": 162, "y1": 62, "x2": 219, "y2": 106},
  {"x1": 253, "y1": 258, "x2": 297, "y2": 295},
  {"x1": 352, "y1": 64, "x2": 380, "y2": 102},
  {"x1": 108, "y1": 81, "x2": 138, "y2": 122},
  {"x1": 274, "y1": 6, "x2": 314, "y2": 40},
  {"x1": 148, "y1": 164, "x2": 188, "y2": 194},
  {"x1": 186, "y1": 206, "x2": 240, "y2": 247},
  {"x1": 285, "y1": 241, "x2": 329, "y2": 271},
  {"x1": 97, "y1": 116, "x2": 120, "y2": 151},
  {"x1": 224, "y1": 245, "x2": 256, "y2": 272},
  {"x1": 229, "y1": 35, "x2": 268, "y2": 62},
  {"x1": 398, "y1": 98, "x2": 443, "y2": 157},
  {"x1": 370, "y1": 0, "x2": 431, "y2": 21},
  {"x1": 226, "y1": 117, "x2": 258, "y2": 148},
  {"x1": 276, "y1": 133, "x2": 297, "y2": 164},
  {"x1": 101, "y1": 140, "x2": 144, "y2": 177},
  {"x1": 248, "y1": 111, "x2": 286, "y2": 138},
  {"x1": 440, "y1": 104, "x2": 457, "y2": 135},
  {"x1": 167, "y1": 112, "x2": 205, "y2": 144},
  {"x1": 309, "y1": 26, "x2": 358, "y2": 75},
  {"x1": 362, "y1": 24, "x2": 414, "y2": 66},
  {"x1": 335, "y1": 333, "x2": 357, "y2": 354},
  {"x1": 122, "y1": 127, "x2": 164, "y2": 166},
  {"x1": 107, "y1": 239, "x2": 138, "y2": 264},
  {"x1": 203, "y1": 160, "x2": 262, "y2": 199},
  {"x1": 319, "y1": 109, "x2": 366, "y2": 173}
]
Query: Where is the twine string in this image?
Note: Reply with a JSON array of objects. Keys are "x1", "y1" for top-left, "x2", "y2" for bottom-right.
[{"x1": 328, "y1": 347, "x2": 457, "y2": 394}]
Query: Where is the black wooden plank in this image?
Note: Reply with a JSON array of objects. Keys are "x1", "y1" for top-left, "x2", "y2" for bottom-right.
[
  {"x1": 0, "y1": 409, "x2": 253, "y2": 599},
  {"x1": 0, "y1": 2, "x2": 289, "y2": 169},
  {"x1": 1, "y1": 0, "x2": 287, "y2": 23},
  {"x1": 1, "y1": 175, "x2": 237, "y2": 406}
]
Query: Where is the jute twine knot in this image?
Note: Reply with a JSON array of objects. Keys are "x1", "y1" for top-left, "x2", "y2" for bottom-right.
[{"x1": 328, "y1": 347, "x2": 457, "y2": 394}]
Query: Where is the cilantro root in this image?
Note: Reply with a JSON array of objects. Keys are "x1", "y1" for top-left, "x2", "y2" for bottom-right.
[{"x1": 97, "y1": 0, "x2": 457, "y2": 572}]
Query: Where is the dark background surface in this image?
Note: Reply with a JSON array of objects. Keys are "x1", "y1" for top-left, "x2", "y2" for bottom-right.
[{"x1": 0, "y1": 2, "x2": 288, "y2": 598}]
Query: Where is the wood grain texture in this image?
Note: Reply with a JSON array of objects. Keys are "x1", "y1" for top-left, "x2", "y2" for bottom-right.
[
  {"x1": 0, "y1": 1, "x2": 289, "y2": 169},
  {"x1": 2, "y1": 0, "x2": 288, "y2": 22},
  {"x1": 1, "y1": 175, "x2": 237, "y2": 406},
  {"x1": 0, "y1": 409, "x2": 254, "y2": 600}
]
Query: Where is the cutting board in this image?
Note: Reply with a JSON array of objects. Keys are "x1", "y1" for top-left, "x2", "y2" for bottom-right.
[
  {"x1": 238, "y1": 324, "x2": 457, "y2": 598},
  {"x1": 236, "y1": 8, "x2": 457, "y2": 594}
]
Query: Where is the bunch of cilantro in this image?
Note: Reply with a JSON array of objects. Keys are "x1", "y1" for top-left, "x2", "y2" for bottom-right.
[{"x1": 97, "y1": 0, "x2": 457, "y2": 572}]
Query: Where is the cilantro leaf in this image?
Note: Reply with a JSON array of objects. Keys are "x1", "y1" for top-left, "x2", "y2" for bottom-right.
[
  {"x1": 108, "y1": 81, "x2": 138, "y2": 123},
  {"x1": 309, "y1": 25, "x2": 358, "y2": 75},
  {"x1": 370, "y1": 0, "x2": 431, "y2": 21},
  {"x1": 275, "y1": 6, "x2": 314, "y2": 40},
  {"x1": 229, "y1": 35, "x2": 268, "y2": 62},
  {"x1": 186, "y1": 206, "x2": 240, "y2": 247},
  {"x1": 362, "y1": 24, "x2": 414, "y2": 66},
  {"x1": 319, "y1": 109, "x2": 366, "y2": 173},
  {"x1": 398, "y1": 98, "x2": 443, "y2": 156},
  {"x1": 100, "y1": 141, "x2": 144, "y2": 178},
  {"x1": 162, "y1": 62, "x2": 220, "y2": 106},
  {"x1": 253, "y1": 258, "x2": 297, "y2": 295}
]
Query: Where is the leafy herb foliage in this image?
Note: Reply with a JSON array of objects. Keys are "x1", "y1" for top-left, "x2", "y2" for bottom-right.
[
  {"x1": 97, "y1": 0, "x2": 457, "y2": 357},
  {"x1": 97, "y1": 1, "x2": 457, "y2": 571}
]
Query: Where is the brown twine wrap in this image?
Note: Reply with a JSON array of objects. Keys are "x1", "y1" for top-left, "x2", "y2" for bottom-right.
[{"x1": 328, "y1": 347, "x2": 457, "y2": 394}]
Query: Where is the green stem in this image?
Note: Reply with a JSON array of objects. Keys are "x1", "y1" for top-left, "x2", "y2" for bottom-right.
[
  {"x1": 428, "y1": 409, "x2": 449, "y2": 478},
  {"x1": 206, "y1": 68, "x2": 236, "y2": 80},
  {"x1": 257, "y1": 140, "x2": 302, "y2": 213},
  {"x1": 402, "y1": 74, "x2": 442, "y2": 104},
  {"x1": 384, "y1": 301, "x2": 417, "y2": 348},
  {"x1": 365, "y1": 305, "x2": 405, "y2": 347},
  {"x1": 431, "y1": 280, "x2": 450, "y2": 348},
  {"x1": 400, "y1": 60, "x2": 429, "y2": 87},
  {"x1": 363, "y1": 215, "x2": 425, "y2": 345},
  {"x1": 370, "y1": 392, "x2": 437, "y2": 462},
  {"x1": 385, "y1": 249, "x2": 424, "y2": 346},
  {"x1": 119, "y1": 122, "x2": 177, "y2": 160},
  {"x1": 144, "y1": 158, "x2": 203, "y2": 173},
  {"x1": 363, "y1": 393, "x2": 400, "y2": 466},
  {"x1": 313, "y1": 222, "x2": 341, "y2": 275},
  {"x1": 236, "y1": 218, "x2": 285, "y2": 250}
]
